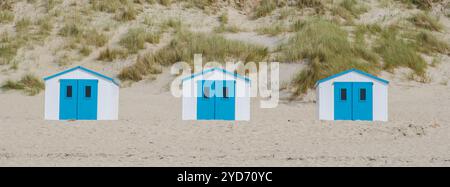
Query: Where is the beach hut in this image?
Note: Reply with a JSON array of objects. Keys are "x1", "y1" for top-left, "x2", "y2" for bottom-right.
[
  {"x1": 316, "y1": 69, "x2": 389, "y2": 121},
  {"x1": 182, "y1": 67, "x2": 251, "y2": 121},
  {"x1": 44, "y1": 66, "x2": 119, "y2": 120}
]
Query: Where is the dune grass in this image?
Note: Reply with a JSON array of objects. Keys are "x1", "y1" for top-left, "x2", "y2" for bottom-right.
[
  {"x1": 37, "y1": 17, "x2": 53, "y2": 36},
  {"x1": 59, "y1": 22, "x2": 109, "y2": 54},
  {"x1": 340, "y1": 0, "x2": 367, "y2": 16},
  {"x1": 159, "y1": 0, "x2": 172, "y2": 6},
  {"x1": 84, "y1": 29, "x2": 108, "y2": 47},
  {"x1": 409, "y1": 12, "x2": 443, "y2": 31},
  {"x1": 119, "y1": 27, "x2": 161, "y2": 53},
  {"x1": 214, "y1": 24, "x2": 241, "y2": 33},
  {"x1": 253, "y1": 0, "x2": 277, "y2": 18},
  {"x1": 398, "y1": 0, "x2": 443, "y2": 10},
  {"x1": 44, "y1": 0, "x2": 60, "y2": 13},
  {"x1": 278, "y1": 19, "x2": 380, "y2": 95},
  {"x1": 332, "y1": 0, "x2": 367, "y2": 21},
  {"x1": 114, "y1": 4, "x2": 137, "y2": 21},
  {"x1": 98, "y1": 47, "x2": 129, "y2": 61},
  {"x1": 79, "y1": 46, "x2": 92, "y2": 56},
  {"x1": 1, "y1": 74, "x2": 45, "y2": 96},
  {"x1": 90, "y1": 0, "x2": 132, "y2": 13},
  {"x1": 180, "y1": 0, "x2": 220, "y2": 9},
  {"x1": 0, "y1": 10, "x2": 14, "y2": 23},
  {"x1": 0, "y1": 32, "x2": 23, "y2": 65},
  {"x1": 374, "y1": 28, "x2": 427, "y2": 76},
  {"x1": 295, "y1": 0, "x2": 325, "y2": 12},
  {"x1": 119, "y1": 31, "x2": 269, "y2": 81},
  {"x1": 161, "y1": 18, "x2": 182, "y2": 30},
  {"x1": 59, "y1": 23, "x2": 82, "y2": 37},
  {"x1": 413, "y1": 31, "x2": 449, "y2": 54},
  {"x1": 279, "y1": 7, "x2": 295, "y2": 20},
  {"x1": 218, "y1": 12, "x2": 228, "y2": 24},
  {"x1": 15, "y1": 18, "x2": 32, "y2": 33},
  {"x1": 256, "y1": 24, "x2": 287, "y2": 36},
  {"x1": 0, "y1": 0, "x2": 13, "y2": 11}
]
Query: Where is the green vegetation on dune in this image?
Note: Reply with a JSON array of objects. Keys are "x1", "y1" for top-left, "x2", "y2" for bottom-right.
[
  {"x1": 412, "y1": 30, "x2": 449, "y2": 54},
  {"x1": 90, "y1": 0, "x2": 132, "y2": 13},
  {"x1": 397, "y1": 0, "x2": 444, "y2": 10},
  {"x1": 98, "y1": 47, "x2": 129, "y2": 61},
  {"x1": 332, "y1": 0, "x2": 367, "y2": 21},
  {"x1": 0, "y1": 10, "x2": 14, "y2": 23},
  {"x1": 1, "y1": 74, "x2": 45, "y2": 96},
  {"x1": 409, "y1": 12, "x2": 443, "y2": 31},
  {"x1": 253, "y1": 0, "x2": 277, "y2": 18},
  {"x1": 0, "y1": 32, "x2": 21, "y2": 65},
  {"x1": 119, "y1": 27, "x2": 161, "y2": 54},
  {"x1": 279, "y1": 20, "x2": 380, "y2": 95},
  {"x1": 118, "y1": 31, "x2": 269, "y2": 81},
  {"x1": 59, "y1": 22, "x2": 109, "y2": 57},
  {"x1": 374, "y1": 28, "x2": 427, "y2": 76}
]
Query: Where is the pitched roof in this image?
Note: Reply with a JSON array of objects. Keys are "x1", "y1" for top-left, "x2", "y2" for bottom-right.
[
  {"x1": 316, "y1": 68, "x2": 389, "y2": 85},
  {"x1": 182, "y1": 67, "x2": 251, "y2": 83},
  {"x1": 43, "y1": 66, "x2": 120, "y2": 86}
]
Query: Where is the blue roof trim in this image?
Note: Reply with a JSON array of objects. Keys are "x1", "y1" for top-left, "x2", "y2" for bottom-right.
[
  {"x1": 181, "y1": 67, "x2": 251, "y2": 83},
  {"x1": 316, "y1": 68, "x2": 389, "y2": 85},
  {"x1": 43, "y1": 66, "x2": 120, "y2": 86}
]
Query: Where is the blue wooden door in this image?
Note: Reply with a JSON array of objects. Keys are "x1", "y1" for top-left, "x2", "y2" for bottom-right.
[
  {"x1": 59, "y1": 79, "x2": 78, "y2": 120},
  {"x1": 334, "y1": 82, "x2": 352, "y2": 120},
  {"x1": 77, "y1": 80, "x2": 98, "y2": 120},
  {"x1": 197, "y1": 80, "x2": 215, "y2": 120},
  {"x1": 214, "y1": 80, "x2": 235, "y2": 120},
  {"x1": 352, "y1": 82, "x2": 373, "y2": 121}
]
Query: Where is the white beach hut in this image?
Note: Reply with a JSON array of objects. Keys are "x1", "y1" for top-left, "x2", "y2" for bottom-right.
[
  {"x1": 316, "y1": 69, "x2": 389, "y2": 121},
  {"x1": 182, "y1": 67, "x2": 251, "y2": 121},
  {"x1": 44, "y1": 66, "x2": 119, "y2": 120}
]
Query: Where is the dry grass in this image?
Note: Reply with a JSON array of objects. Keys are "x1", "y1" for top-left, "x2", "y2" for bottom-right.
[
  {"x1": 397, "y1": 0, "x2": 444, "y2": 10},
  {"x1": 413, "y1": 31, "x2": 449, "y2": 54},
  {"x1": 119, "y1": 27, "x2": 161, "y2": 53},
  {"x1": 98, "y1": 47, "x2": 129, "y2": 61},
  {"x1": 1, "y1": 74, "x2": 45, "y2": 96},
  {"x1": 214, "y1": 24, "x2": 242, "y2": 33},
  {"x1": 0, "y1": 10, "x2": 14, "y2": 23},
  {"x1": 114, "y1": 4, "x2": 138, "y2": 21},
  {"x1": 294, "y1": 0, "x2": 325, "y2": 13},
  {"x1": 253, "y1": 0, "x2": 277, "y2": 18},
  {"x1": 59, "y1": 22, "x2": 109, "y2": 53},
  {"x1": 0, "y1": 32, "x2": 23, "y2": 65},
  {"x1": 374, "y1": 28, "x2": 427, "y2": 76},
  {"x1": 119, "y1": 30, "x2": 268, "y2": 81},
  {"x1": 218, "y1": 12, "x2": 228, "y2": 24},
  {"x1": 409, "y1": 12, "x2": 443, "y2": 31},
  {"x1": 256, "y1": 24, "x2": 287, "y2": 36},
  {"x1": 15, "y1": 18, "x2": 32, "y2": 33},
  {"x1": 90, "y1": 0, "x2": 132, "y2": 13},
  {"x1": 279, "y1": 19, "x2": 380, "y2": 95}
]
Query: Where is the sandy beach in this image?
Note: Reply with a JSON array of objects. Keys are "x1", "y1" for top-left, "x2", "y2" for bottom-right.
[
  {"x1": 1, "y1": 0, "x2": 449, "y2": 166},
  {"x1": 1, "y1": 65, "x2": 450, "y2": 166}
]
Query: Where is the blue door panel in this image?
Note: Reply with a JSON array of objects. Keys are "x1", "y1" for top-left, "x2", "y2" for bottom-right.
[
  {"x1": 214, "y1": 80, "x2": 235, "y2": 120},
  {"x1": 352, "y1": 82, "x2": 373, "y2": 121},
  {"x1": 59, "y1": 80, "x2": 78, "y2": 120},
  {"x1": 334, "y1": 82, "x2": 373, "y2": 121},
  {"x1": 196, "y1": 80, "x2": 236, "y2": 120},
  {"x1": 59, "y1": 79, "x2": 98, "y2": 120},
  {"x1": 77, "y1": 80, "x2": 98, "y2": 120},
  {"x1": 334, "y1": 82, "x2": 352, "y2": 120},
  {"x1": 197, "y1": 80, "x2": 215, "y2": 120}
]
